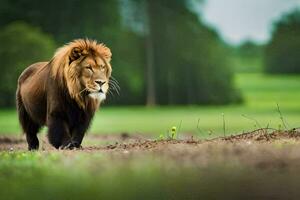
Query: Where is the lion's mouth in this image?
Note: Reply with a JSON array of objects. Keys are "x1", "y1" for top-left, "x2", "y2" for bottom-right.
[{"x1": 88, "y1": 91, "x2": 106, "y2": 101}]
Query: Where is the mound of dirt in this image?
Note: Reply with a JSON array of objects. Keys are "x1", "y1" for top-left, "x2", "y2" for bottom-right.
[
  {"x1": 1, "y1": 128, "x2": 300, "y2": 152},
  {"x1": 0, "y1": 136, "x2": 24, "y2": 144},
  {"x1": 214, "y1": 128, "x2": 300, "y2": 142}
]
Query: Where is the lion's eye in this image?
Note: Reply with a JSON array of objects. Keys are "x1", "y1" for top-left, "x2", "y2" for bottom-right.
[
  {"x1": 100, "y1": 65, "x2": 105, "y2": 71},
  {"x1": 85, "y1": 66, "x2": 93, "y2": 72}
]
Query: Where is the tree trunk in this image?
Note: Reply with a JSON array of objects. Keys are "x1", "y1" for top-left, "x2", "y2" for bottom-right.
[{"x1": 145, "y1": 0, "x2": 156, "y2": 106}]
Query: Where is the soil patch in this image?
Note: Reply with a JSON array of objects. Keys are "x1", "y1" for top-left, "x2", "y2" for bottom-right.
[{"x1": 0, "y1": 128, "x2": 299, "y2": 152}]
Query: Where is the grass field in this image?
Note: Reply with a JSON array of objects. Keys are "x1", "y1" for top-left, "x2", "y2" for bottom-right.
[
  {"x1": 1, "y1": 73, "x2": 300, "y2": 200},
  {"x1": 2, "y1": 130, "x2": 300, "y2": 199},
  {"x1": 0, "y1": 73, "x2": 299, "y2": 137},
  {"x1": 2, "y1": 142, "x2": 300, "y2": 200}
]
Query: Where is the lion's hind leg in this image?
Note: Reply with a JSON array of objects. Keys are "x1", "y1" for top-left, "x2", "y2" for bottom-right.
[{"x1": 16, "y1": 90, "x2": 41, "y2": 150}]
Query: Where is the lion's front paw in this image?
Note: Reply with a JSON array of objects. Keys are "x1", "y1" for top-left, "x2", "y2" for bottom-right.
[{"x1": 59, "y1": 142, "x2": 82, "y2": 150}]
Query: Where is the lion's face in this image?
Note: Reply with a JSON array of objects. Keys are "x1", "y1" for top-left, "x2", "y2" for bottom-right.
[
  {"x1": 78, "y1": 55, "x2": 111, "y2": 101},
  {"x1": 52, "y1": 39, "x2": 112, "y2": 108}
]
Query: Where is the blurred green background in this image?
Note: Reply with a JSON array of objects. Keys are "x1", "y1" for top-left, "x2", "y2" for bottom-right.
[
  {"x1": 0, "y1": 0, "x2": 299, "y2": 135},
  {"x1": 1, "y1": 1, "x2": 300, "y2": 200}
]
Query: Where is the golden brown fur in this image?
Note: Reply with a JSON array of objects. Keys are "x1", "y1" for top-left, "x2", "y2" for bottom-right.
[
  {"x1": 51, "y1": 39, "x2": 112, "y2": 108},
  {"x1": 16, "y1": 39, "x2": 112, "y2": 150}
]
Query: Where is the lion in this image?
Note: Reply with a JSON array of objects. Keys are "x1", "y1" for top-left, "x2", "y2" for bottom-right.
[{"x1": 16, "y1": 39, "x2": 112, "y2": 150}]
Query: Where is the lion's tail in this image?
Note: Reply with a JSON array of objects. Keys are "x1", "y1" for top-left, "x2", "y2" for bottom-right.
[{"x1": 16, "y1": 87, "x2": 27, "y2": 134}]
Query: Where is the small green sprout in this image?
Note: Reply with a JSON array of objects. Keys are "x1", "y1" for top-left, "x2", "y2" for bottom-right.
[
  {"x1": 278, "y1": 124, "x2": 282, "y2": 131},
  {"x1": 171, "y1": 126, "x2": 177, "y2": 139},
  {"x1": 159, "y1": 134, "x2": 165, "y2": 140},
  {"x1": 158, "y1": 125, "x2": 178, "y2": 141}
]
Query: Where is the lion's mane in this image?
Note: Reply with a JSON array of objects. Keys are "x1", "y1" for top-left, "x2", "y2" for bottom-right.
[{"x1": 50, "y1": 39, "x2": 111, "y2": 109}]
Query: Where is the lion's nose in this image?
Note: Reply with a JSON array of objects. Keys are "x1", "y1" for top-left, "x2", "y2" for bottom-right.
[{"x1": 95, "y1": 80, "x2": 105, "y2": 87}]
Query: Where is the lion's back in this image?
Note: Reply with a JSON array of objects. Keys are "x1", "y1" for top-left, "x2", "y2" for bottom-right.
[
  {"x1": 18, "y1": 62, "x2": 48, "y2": 85},
  {"x1": 17, "y1": 62, "x2": 49, "y2": 125}
]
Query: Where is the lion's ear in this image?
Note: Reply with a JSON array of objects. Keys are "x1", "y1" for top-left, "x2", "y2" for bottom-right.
[
  {"x1": 98, "y1": 44, "x2": 112, "y2": 63},
  {"x1": 103, "y1": 47, "x2": 112, "y2": 62},
  {"x1": 69, "y1": 47, "x2": 83, "y2": 63}
]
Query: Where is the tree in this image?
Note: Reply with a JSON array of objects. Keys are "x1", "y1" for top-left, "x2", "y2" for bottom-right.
[
  {"x1": 0, "y1": 0, "x2": 241, "y2": 106},
  {"x1": 265, "y1": 9, "x2": 300, "y2": 74},
  {"x1": 0, "y1": 0, "x2": 147, "y2": 106},
  {"x1": 143, "y1": 0, "x2": 240, "y2": 104},
  {"x1": 0, "y1": 22, "x2": 56, "y2": 107}
]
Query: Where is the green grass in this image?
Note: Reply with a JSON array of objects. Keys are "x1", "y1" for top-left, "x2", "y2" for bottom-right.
[
  {"x1": 0, "y1": 73, "x2": 299, "y2": 136},
  {"x1": 1, "y1": 150, "x2": 300, "y2": 200},
  {"x1": 235, "y1": 73, "x2": 300, "y2": 108},
  {"x1": 1, "y1": 73, "x2": 300, "y2": 200}
]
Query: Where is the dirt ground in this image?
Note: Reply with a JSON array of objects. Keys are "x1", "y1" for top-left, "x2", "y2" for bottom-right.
[{"x1": 1, "y1": 128, "x2": 300, "y2": 170}]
